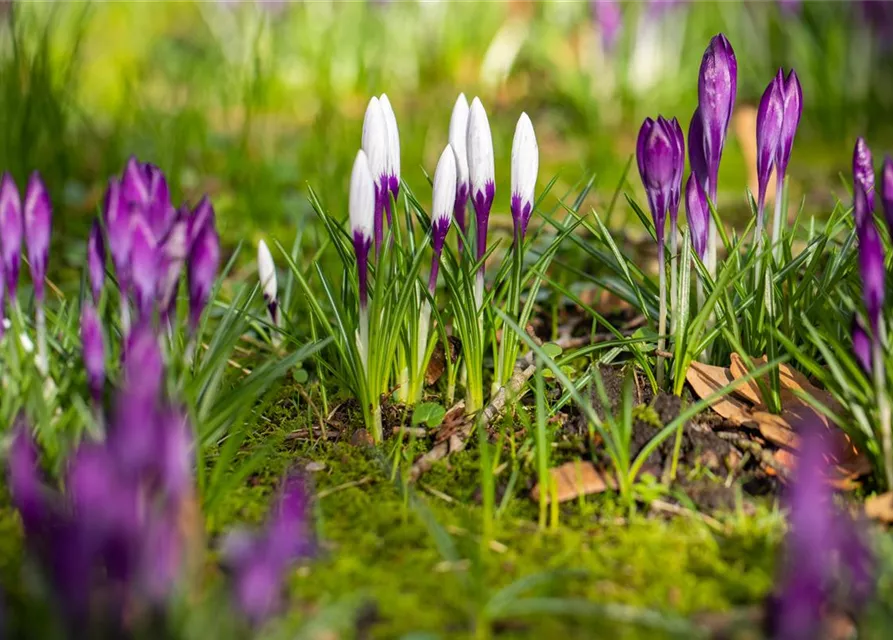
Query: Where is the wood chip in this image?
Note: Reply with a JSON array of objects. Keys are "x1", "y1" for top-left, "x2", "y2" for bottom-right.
[
  {"x1": 865, "y1": 491, "x2": 893, "y2": 523},
  {"x1": 530, "y1": 460, "x2": 617, "y2": 503}
]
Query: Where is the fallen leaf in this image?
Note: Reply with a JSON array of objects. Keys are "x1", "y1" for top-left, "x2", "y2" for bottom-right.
[
  {"x1": 530, "y1": 460, "x2": 617, "y2": 503},
  {"x1": 685, "y1": 361, "x2": 752, "y2": 421},
  {"x1": 865, "y1": 492, "x2": 893, "y2": 523},
  {"x1": 728, "y1": 353, "x2": 766, "y2": 405},
  {"x1": 747, "y1": 411, "x2": 798, "y2": 449},
  {"x1": 425, "y1": 336, "x2": 461, "y2": 385}
]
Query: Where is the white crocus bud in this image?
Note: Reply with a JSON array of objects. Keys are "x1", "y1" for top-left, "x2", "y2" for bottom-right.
[
  {"x1": 350, "y1": 150, "x2": 376, "y2": 369},
  {"x1": 510, "y1": 112, "x2": 538, "y2": 240},
  {"x1": 379, "y1": 93, "x2": 400, "y2": 197},
  {"x1": 431, "y1": 144, "x2": 457, "y2": 246},
  {"x1": 362, "y1": 97, "x2": 389, "y2": 252},
  {"x1": 466, "y1": 97, "x2": 495, "y2": 308},
  {"x1": 449, "y1": 94, "x2": 470, "y2": 194},
  {"x1": 257, "y1": 239, "x2": 278, "y2": 326}
]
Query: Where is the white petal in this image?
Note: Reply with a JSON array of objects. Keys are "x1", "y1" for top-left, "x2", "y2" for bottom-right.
[
  {"x1": 466, "y1": 97, "x2": 495, "y2": 199},
  {"x1": 349, "y1": 150, "x2": 376, "y2": 240},
  {"x1": 448, "y1": 93, "x2": 470, "y2": 188},
  {"x1": 361, "y1": 97, "x2": 388, "y2": 186},
  {"x1": 379, "y1": 94, "x2": 400, "y2": 183},
  {"x1": 511, "y1": 112, "x2": 538, "y2": 207},
  {"x1": 257, "y1": 239, "x2": 277, "y2": 303},
  {"x1": 432, "y1": 145, "x2": 457, "y2": 226}
]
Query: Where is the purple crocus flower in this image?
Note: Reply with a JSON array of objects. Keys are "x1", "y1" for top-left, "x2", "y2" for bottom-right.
[
  {"x1": 449, "y1": 94, "x2": 471, "y2": 254},
  {"x1": 697, "y1": 33, "x2": 737, "y2": 202},
  {"x1": 222, "y1": 474, "x2": 314, "y2": 625},
  {"x1": 636, "y1": 116, "x2": 677, "y2": 247},
  {"x1": 156, "y1": 208, "x2": 188, "y2": 325},
  {"x1": 145, "y1": 164, "x2": 176, "y2": 240},
  {"x1": 756, "y1": 70, "x2": 785, "y2": 226},
  {"x1": 765, "y1": 418, "x2": 874, "y2": 639},
  {"x1": 591, "y1": 0, "x2": 622, "y2": 52},
  {"x1": 881, "y1": 156, "x2": 893, "y2": 238},
  {"x1": 776, "y1": 69, "x2": 803, "y2": 183},
  {"x1": 852, "y1": 315, "x2": 873, "y2": 374},
  {"x1": 104, "y1": 178, "x2": 131, "y2": 291},
  {"x1": 510, "y1": 112, "x2": 539, "y2": 243},
  {"x1": 687, "y1": 107, "x2": 709, "y2": 194},
  {"x1": 667, "y1": 117, "x2": 685, "y2": 235},
  {"x1": 188, "y1": 196, "x2": 216, "y2": 251},
  {"x1": 129, "y1": 218, "x2": 159, "y2": 320},
  {"x1": 88, "y1": 219, "x2": 106, "y2": 305},
  {"x1": 23, "y1": 172, "x2": 51, "y2": 303},
  {"x1": 0, "y1": 173, "x2": 22, "y2": 301},
  {"x1": 857, "y1": 214, "x2": 885, "y2": 337},
  {"x1": 853, "y1": 137, "x2": 875, "y2": 224},
  {"x1": 81, "y1": 302, "x2": 105, "y2": 406},
  {"x1": 467, "y1": 97, "x2": 496, "y2": 305},
  {"x1": 429, "y1": 145, "x2": 457, "y2": 293},
  {"x1": 122, "y1": 156, "x2": 150, "y2": 210},
  {"x1": 685, "y1": 173, "x2": 709, "y2": 261},
  {"x1": 186, "y1": 222, "x2": 220, "y2": 331}
]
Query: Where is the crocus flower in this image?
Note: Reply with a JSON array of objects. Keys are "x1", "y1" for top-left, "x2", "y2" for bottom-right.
[
  {"x1": 429, "y1": 145, "x2": 457, "y2": 293},
  {"x1": 852, "y1": 315, "x2": 873, "y2": 374},
  {"x1": 467, "y1": 97, "x2": 495, "y2": 307},
  {"x1": 379, "y1": 93, "x2": 401, "y2": 214},
  {"x1": 81, "y1": 302, "x2": 105, "y2": 406},
  {"x1": 636, "y1": 116, "x2": 677, "y2": 247},
  {"x1": 88, "y1": 219, "x2": 106, "y2": 305},
  {"x1": 687, "y1": 107, "x2": 709, "y2": 193},
  {"x1": 858, "y1": 215, "x2": 885, "y2": 338},
  {"x1": 23, "y1": 172, "x2": 51, "y2": 303},
  {"x1": 130, "y1": 218, "x2": 159, "y2": 320},
  {"x1": 188, "y1": 196, "x2": 216, "y2": 251},
  {"x1": 122, "y1": 156, "x2": 150, "y2": 209},
  {"x1": 881, "y1": 156, "x2": 893, "y2": 238},
  {"x1": 667, "y1": 117, "x2": 685, "y2": 235},
  {"x1": 0, "y1": 173, "x2": 22, "y2": 301},
  {"x1": 776, "y1": 69, "x2": 803, "y2": 183},
  {"x1": 853, "y1": 137, "x2": 875, "y2": 225},
  {"x1": 697, "y1": 33, "x2": 737, "y2": 202},
  {"x1": 591, "y1": 0, "x2": 622, "y2": 52},
  {"x1": 222, "y1": 474, "x2": 314, "y2": 625},
  {"x1": 756, "y1": 70, "x2": 784, "y2": 227},
  {"x1": 685, "y1": 173, "x2": 709, "y2": 261},
  {"x1": 104, "y1": 178, "x2": 131, "y2": 291},
  {"x1": 361, "y1": 97, "x2": 389, "y2": 255},
  {"x1": 257, "y1": 239, "x2": 278, "y2": 325},
  {"x1": 765, "y1": 417, "x2": 874, "y2": 639},
  {"x1": 510, "y1": 112, "x2": 539, "y2": 243},
  {"x1": 350, "y1": 150, "x2": 376, "y2": 312},
  {"x1": 157, "y1": 211, "x2": 188, "y2": 325},
  {"x1": 449, "y1": 94, "x2": 471, "y2": 252},
  {"x1": 186, "y1": 222, "x2": 220, "y2": 331},
  {"x1": 145, "y1": 164, "x2": 176, "y2": 240}
]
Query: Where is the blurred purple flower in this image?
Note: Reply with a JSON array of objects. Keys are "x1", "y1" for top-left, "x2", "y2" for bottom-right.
[
  {"x1": 104, "y1": 178, "x2": 131, "y2": 291},
  {"x1": 222, "y1": 474, "x2": 314, "y2": 625},
  {"x1": 81, "y1": 302, "x2": 105, "y2": 406},
  {"x1": 0, "y1": 173, "x2": 22, "y2": 301},
  {"x1": 697, "y1": 34, "x2": 737, "y2": 202},
  {"x1": 881, "y1": 156, "x2": 893, "y2": 238},
  {"x1": 157, "y1": 209, "x2": 188, "y2": 324},
  {"x1": 23, "y1": 172, "x2": 51, "y2": 303},
  {"x1": 187, "y1": 223, "x2": 220, "y2": 330},
  {"x1": 591, "y1": 0, "x2": 622, "y2": 52},
  {"x1": 130, "y1": 217, "x2": 159, "y2": 320},
  {"x1": 858, "y1": 215, "x2": 885, "y2": 337},
  {"x1": 88, "y1": 219, "x2": 106, "y2": 305},
  {"x1": 852, "y1": 315, "x2": 873, "y2": 374},
  {"x1": 853, "y1": 137, "x2": 875, "y2": 225}
]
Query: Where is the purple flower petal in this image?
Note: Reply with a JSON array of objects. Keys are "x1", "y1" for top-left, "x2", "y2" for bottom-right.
[
  {"x1": 88, "y1": 219, "x2": 106, "y2": 305},
  {"x1": 80, "y1": 302, "x2": 105, "y2": 406},
  {"x1": 23, "y1": 172, "x2": 51, "y2": 302},
  {"x1": 853, "y1": 137, "x2": 875, "y2": 221},
  {"x1": 697, "y1": 34, "x2": 737, "y2": 200},
  {"x1": 0, "y1": 173, "x2": 22, "y2": 300},
  {"x1": 756, "y1": 70, "x2": 785, "y2": 217}
]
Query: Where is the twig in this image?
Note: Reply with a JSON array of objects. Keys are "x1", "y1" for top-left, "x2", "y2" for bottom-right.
[
  {"x1": 409, "y1": 364, "x2": 537, "y2": 482},
  {"x1": 715, "y1": 431, "x2": 787, "y2": 476},
  {"x1": 649, "y1": 498, "x2": 724, "y2": 530},
  {"x1": 316, "y1": 476, "x2": 373, "y2": 499},
  {"x1": 393, "y1": 427, "x2": 427, "y2": 437}
]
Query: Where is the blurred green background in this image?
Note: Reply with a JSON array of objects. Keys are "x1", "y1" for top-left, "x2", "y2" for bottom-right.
[{"x1": 2, "y1": 0, "x2": 892, "y2": 269}]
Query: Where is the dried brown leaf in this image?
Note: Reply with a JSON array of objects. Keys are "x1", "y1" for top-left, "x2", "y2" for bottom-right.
[
  {"x1": 728, "y1": 353, "x2": 765, "y2": 405},
  {"x1": 685, "y1": 361, "x2": 752, "y2": 420},
  {"x1": 865, "y1": 492, "x2": 893, "y2": 523},
  {"x1": 530, "y1": 460, "x2": 617, "y2": 503}
]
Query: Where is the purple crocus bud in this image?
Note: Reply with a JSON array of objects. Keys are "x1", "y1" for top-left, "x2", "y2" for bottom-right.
[
  {"x1": 379, "y1": 94, "x2": 401, "y2": 210},
  {"x1": 87, "y1": 219, "x2": 106, "y2": 305},
  {"x1": 852, "y1": 315, "x2": 873, "y2": 373},
  {"x1": 428, "y1": 145, "x2": 457, "y2": 293},
  {"x1": 104, "y1": 178, "x2": 132, "y2": 289},
  {"x1": 636, "y1": 116, "x2": 676, "y2": 246},
  {"x1": 591, "y1": 0, "x2": 622, "y2": 52},
  {"x1": 697, "y1": 34, "x2": 737, "y2": 201},
  {"x1": 361, "y1": 97, "x2": 389, "y2": 254},
  {"x1": 123, "y1": 323, "x2": 163, "y2": 400},
  {"x1": 685, "y1": 173, "x2": 710, "y2": 261},
  {"x1": 265, "y1": 475, "x2": 314, "y2": 560},
  {"x1": 257, "y1": 239, "x2": 278, "y2": 324},
  {"x1": 8, "y1": 423, "x2": 49, "y2": 536},
  {"x1": 667, "y1": 117, "x2": 685, "y2": 229},
  {"x1": 80, "y1": 302, "x2": 105, "y2": 406},
  {"x1": 449, "y1": 94, "x2": 470, "y2": 252},
  {"x1": 467, "y1": 97, "x2": 496, "y2": 278},
  {"x1": 145, "y1": 164, "x2": 175, "y2": 239},
  {"x1": 188, "y1": 196, "x2": 216, "y2": 251},
  {"x1": 858, "y1": 216, "x2": 885, "y2": 337},
  {"x1": 349, "y1": 150, "x2": 375, "y2": 309},
  {"x1": 129, "y1": 217, "x2": 159, "y2": 320},
  {"x1": 510, "y1": 113, "x2": 539, "y2": 243},
  {"x1": 23, "y1": 172, "x2": 51, "y2": 303},
  {"x1": 187, "y1": 222, "x2": 220, "y2": 330},
  {"x1": 853, "y1": 137, "x2": 875, "y2": 223},
  {"x1": 0, "y1": 173, "x2": 22, "y2": 300},
  {"x1": 687, "y1": 107, "x2": 709, "y2": 195},
  {"x1": 881, "y1": 156, "x2": 893, "y2": 238},
  {"x1": 776, "y1": 69, "x2": 802, "y2": 182},
  {"x1": 157, "y1": 210, "x2": 188, "y2": 324},
  {"x1": 756, "y1": 70, "x2": 785, "y2": 220}
]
